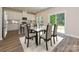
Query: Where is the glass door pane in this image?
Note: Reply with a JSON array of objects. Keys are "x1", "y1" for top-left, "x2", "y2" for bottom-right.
[
  {"x1": 57, "y1": 13, "x2": 65, "y2": 26},
  {"x1": 56, "y1": 13, "x2": 65, "y2": 34},
  {"x1": 50, "y1": 15, "x2": 57, "y2": 25}
]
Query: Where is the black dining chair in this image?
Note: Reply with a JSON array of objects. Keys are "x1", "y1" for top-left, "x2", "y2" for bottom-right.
[
  {"x1": 39, "y1": 24, "x2": 52, "y2": 50},
  {"x1": 24, "y1": 25, "x2": 36, "y2": 47},
  {"x1": 51, "y1": 24, "x2": 58, "y2": 44},
  {"x1": 20, "y1": 24, "x2": 26, "y2": 34}
]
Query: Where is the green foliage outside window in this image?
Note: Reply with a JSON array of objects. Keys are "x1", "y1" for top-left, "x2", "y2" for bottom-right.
[{"x1": 50, "y1": 15, "x2": 57, "y2": 25}]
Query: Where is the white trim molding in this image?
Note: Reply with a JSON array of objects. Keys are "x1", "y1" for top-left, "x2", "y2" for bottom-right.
[
  {"x1": 65, "y1": 34, "x2": 79, "y2": 39},
  {"x1": 0, "y1": 37, "x2": 2, "y2": 40}
]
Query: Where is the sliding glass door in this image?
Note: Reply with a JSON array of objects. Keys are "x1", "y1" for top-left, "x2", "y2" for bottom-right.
[
  {"x1": 57, "y1": 13, "x2": 64, "y2": 26},
  {"x1": 49, "y1": 13, "x2": 65, "y2": 34}
]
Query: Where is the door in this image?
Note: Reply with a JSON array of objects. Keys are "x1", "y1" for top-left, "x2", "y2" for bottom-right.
[{"x1": 49, "y1": 13, "x2": 65, "y2": 34}]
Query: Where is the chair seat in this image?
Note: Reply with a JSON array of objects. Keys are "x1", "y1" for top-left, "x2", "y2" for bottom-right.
[
  {"x1": 40, "y1": 34, "x2": 46, "y2": 39},
  {"x1": 29, "y1": 33, "x2": 36, "y2": 38},
  {"x1": 21, "y1": 24, "x2": 26, "y2": 27},
  {"x1": 51, "y1": 31, "x2": 57, "y2": 37},
  {"x1": 51, "y1": 34, "x2": 57, "y2": 37}
]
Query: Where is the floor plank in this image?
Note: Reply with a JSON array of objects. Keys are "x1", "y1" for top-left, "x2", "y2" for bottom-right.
[
  {"x1": 0, "y1": 30, "x2": 79, "y2": 52},
  {"x1": 0, "y1": 31, "x2": 24, "y2": 52},
  {"x1": 52, "y1": 36, "x2": 79, "y2": 52}
]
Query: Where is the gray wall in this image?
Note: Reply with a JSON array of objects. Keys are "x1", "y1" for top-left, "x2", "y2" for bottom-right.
[{"x1": 37, "y1": 7, "x2": 79, "y2": 38}]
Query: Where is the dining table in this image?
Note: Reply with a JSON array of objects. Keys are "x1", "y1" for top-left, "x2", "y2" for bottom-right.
[{"x1": 30, "y1": 26, "x2": 46, "y2": 46}]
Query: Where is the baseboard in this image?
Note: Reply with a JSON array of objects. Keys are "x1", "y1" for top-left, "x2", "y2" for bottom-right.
[
  {"x1": 8, "y1": 29, "x2": 18, "y2": 32},
  {"x1": 0, "y1": 37, "x2": 2, "y2": 40},
  {"x1": 65, "y1": 34, "x2": 79, "y2": 39}
]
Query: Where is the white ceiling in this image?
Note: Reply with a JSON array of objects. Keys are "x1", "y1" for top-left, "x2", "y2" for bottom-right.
[{"x1": 7, "y1": 7, "x2": 49, "y2": 14}]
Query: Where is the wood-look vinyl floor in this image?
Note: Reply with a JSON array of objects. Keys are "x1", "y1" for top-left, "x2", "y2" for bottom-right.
[
  {"x1": 0, "y1": 30, "x2": 79, "y2": 52},
  {"x1": 52, "y1": 36, "x2": 79, "y2": 52},
  {"x1": 0, "y1": 31, "x2": 24, "y2": 52}
]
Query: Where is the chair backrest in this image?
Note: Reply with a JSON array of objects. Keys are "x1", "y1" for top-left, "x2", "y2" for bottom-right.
[
  {"x1": 24, "y1": 25, "x2": 29, "y2": 38},
  {"x1": 46, "y1": 24, "x2": 52, "y2": 39},
  {"x1": 53, "y1": 24, "x2": 57, "y2": 36}
]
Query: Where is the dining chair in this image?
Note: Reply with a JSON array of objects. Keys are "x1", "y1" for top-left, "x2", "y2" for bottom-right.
[
  {"x1": 20, "y1": 24, "x2": 26, "y2": 34},
  {"x1": 39, "y1": 24, "x2": 52, "y2": 50},
  {"x1": 51, "y1": 24, "x2": 58, "y2": 44},
  {"x1": 24, "y1": 25, "x2": 36, "y2": 47}
]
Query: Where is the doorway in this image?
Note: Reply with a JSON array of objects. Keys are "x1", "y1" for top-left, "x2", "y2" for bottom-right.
[{"x1": 49, "y1": 12, "x2": 65, "y2": 37}]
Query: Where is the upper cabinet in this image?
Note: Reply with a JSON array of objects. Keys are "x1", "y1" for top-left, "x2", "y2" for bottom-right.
[
  {"x1": 22, "y1": 11, "x2": 35, "y2": 21},
  {"x1": 5, "y1": 10, "x2": 22, "y2": 20}
]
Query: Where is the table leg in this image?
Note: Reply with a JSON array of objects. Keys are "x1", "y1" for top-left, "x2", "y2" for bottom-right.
[{"x1": 35, "y1": 32, "x2": 38, "y2": 46}]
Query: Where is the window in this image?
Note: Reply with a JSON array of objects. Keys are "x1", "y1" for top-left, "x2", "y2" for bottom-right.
[
  {"x1": 50, "y1": 13, "x2": 65, "y2": 26},
  {"x1": 57, "y1": 13, "x2": 65, "y2": 26},
  {"x1": 36, "y1": 16, "x2": 44, "y2": 26},
  {"x1": 50, "y1": 15, "x2": 57, "y2": 25}
]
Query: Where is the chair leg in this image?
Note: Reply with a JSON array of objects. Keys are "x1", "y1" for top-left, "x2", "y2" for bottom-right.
[
  {"x1": 27, "y1": 39, "x2": 29, "y2": 47},
  {"x1": 39, "y1": 37, "x2": 41, "y2": 44},
  {"x1": 24, "y1": 37, "x2": 26, "y2": 44},
  {"x1": 50, "y1": 38, "x2": 52, "y2": 46},
  {"x1": 53, "y1": 37, "x2": 55, "y2": 44},
  {"x1": 56, "y1": 36, "x2": 58, "y2": 41},
  {"x1": 46, "y1": 41, "x2": 48, "y2": 51}
]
